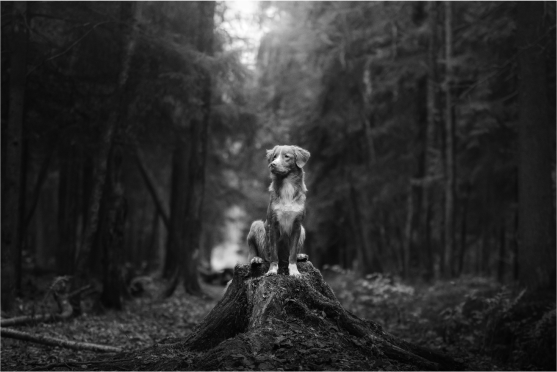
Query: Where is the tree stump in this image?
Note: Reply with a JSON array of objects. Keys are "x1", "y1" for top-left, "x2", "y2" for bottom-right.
[{"x1": 87, "y1": 261, "x2": 465, "y2": 371}]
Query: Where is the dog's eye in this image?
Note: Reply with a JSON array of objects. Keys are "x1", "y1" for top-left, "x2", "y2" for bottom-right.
[{"x1": 284, "y1": 154, "x2": 290, "y2": 158}]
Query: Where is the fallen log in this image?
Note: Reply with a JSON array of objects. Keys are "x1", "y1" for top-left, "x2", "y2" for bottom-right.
[
  {"x1": 74, "y1": 261, "x2": 465, "y2": 371},
  {"x1": 1, "y1": 328, "x2": 122, "y2": 353}
]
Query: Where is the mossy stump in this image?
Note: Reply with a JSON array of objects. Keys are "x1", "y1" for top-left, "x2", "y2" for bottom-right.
[{"x1": 84, "y1": 261, "x2": 465, "y2": 371}]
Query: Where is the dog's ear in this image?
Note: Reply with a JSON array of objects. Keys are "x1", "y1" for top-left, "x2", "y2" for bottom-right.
[
  {"x1": 266, "y1": 146, "x2": 278, "y2": 163},
  {"x1": 293, "y1": 146, "x2": 310, "y2": 168}
]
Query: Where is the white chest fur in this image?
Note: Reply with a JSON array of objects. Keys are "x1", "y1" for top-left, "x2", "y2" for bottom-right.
[{"x1": 273, "y1": 181, "x2": 303, "y2": 236}]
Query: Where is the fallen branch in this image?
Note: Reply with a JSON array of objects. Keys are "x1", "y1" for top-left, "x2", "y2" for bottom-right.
[
  {"x1": 1, "y1": 313, "x2": 66, "y2": 327},
  {"x1": 1, "y1": 328, "x2": 122, "y2": 353}
]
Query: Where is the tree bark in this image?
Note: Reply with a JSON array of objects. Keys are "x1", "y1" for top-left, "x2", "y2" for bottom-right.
[
  {"x1": 2, "y1": 1, "x2": 28, "y2": 312},
  {"x1": 516, "y1": 1, "x2": 556, "y2": 290}
]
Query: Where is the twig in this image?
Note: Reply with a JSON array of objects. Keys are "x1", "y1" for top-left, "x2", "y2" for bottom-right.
[
  {"x1": 27, "y1": 21, "x2": 111, "y2": 76},
  {"x1": 1, "y1": 328, "x2": 122, "y2": 353}
]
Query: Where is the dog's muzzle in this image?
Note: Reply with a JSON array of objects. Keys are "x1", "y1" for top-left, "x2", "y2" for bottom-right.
[{"x1": 270, "y1": 163, "x2": 288, "y2": 176}]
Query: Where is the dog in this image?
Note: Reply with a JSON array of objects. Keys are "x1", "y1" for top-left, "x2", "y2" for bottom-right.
[{"x1": 247, "y1": 145, "x2": 310, "y2": 277}]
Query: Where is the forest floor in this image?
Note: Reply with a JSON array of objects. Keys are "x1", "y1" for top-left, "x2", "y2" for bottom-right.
[{"x1": 1, "y1": 268, "x2": 554, "y2": 371}]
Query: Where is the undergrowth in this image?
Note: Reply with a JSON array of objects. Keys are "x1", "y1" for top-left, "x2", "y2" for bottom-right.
[{"x1": 323, "y1": 266, "x2": 556, "y2": 371}]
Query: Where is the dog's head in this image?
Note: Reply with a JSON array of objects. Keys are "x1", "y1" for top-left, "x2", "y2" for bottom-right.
[{"x1": 266, "y1": 145, "x2": 310, "y2": 177}]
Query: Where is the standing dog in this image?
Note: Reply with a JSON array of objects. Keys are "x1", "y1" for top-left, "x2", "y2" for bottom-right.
[{"x1": 247, "y1": 145, "x2": 310, "y2": 277}]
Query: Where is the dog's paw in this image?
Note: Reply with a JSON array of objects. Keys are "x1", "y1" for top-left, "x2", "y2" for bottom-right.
[
  {"x1": 250, "y1": 256, "x2": 264, "y2": 265},
  {"x1": 288, "y1": 263, "x2": 302, "y2": 278},
  {"x1": 296, "y1": 253, "x2": 309, "y2": 262},
  {"x1": 264, "y1": 269, "x2": 278, "y2": 276},
  {"x1": 289, "y1": 270, "x2": 302, "y2": 278}
]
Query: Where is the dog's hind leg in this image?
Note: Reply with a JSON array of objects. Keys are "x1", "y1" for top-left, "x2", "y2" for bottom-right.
[
  {"x1": 247, "y1": 220, "x2": 266, "y2": 264},
  {"x1": 296, "y1": 226, "x2": 308, "y2": 262}
]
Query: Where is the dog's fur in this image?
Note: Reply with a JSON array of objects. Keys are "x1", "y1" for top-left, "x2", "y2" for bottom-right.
[{"x1": 247, "y1": 145, "x2": 310, "y2": 277}]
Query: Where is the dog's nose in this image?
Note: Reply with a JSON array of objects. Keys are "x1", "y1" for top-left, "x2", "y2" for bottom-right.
[{"x1": 270, "y1": 163, "x2": 276, "y2": 168}]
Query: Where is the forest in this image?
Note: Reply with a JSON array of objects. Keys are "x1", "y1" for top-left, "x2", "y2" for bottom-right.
[{"x1": 1, "y1": 1, "x2": 556, "y2": 371}]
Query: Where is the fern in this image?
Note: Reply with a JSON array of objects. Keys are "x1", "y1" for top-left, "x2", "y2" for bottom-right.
[{"x1": 531, "y1": 306, "x2": 556, "y2": 339}]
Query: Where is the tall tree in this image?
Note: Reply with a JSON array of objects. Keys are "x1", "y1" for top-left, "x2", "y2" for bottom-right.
[
  {"x1": 1, "y1": 1, "x2": 28, "y2": 311},
  {"x1": 516, "y1": 1, "x2": 556, "y2": 290},
  {"x1": 164, "y1": 1, "x2": 216, "y2": 296},
  {"x1": 443, "y1": 1, "x2": 456, "y2": 278},
  {"x1": 74, "y1": 1, "x2": 141, "y2": 304},
  {"x1": 422, "y1": 0, "x2": 440, "y2": 281}
]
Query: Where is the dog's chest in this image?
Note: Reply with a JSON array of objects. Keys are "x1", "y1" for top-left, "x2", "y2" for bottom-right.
[{"x1": 272, "y1": 182, "x2": 304, "y2": 236}]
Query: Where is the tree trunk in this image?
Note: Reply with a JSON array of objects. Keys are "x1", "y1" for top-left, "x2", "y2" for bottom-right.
[
  {"x1": 57, "y1": 142, "x2": 80, "y2": 275},
  {"x1": 84, "y1": 261, "x2": 464, "y2": 371},
  {"x1": 443, "y1": 0, "x2": 456, "y2": 278},
  {"x1": 457, "y1": 182, "x2": 470, "y2": 275},
  {"x1": 100, "y1": 146, "x2": 128, "y2": 309},
  {"x1": 1, "y1": 1, "x2": 28, "y2": 312},
  {"x1": 403, "y1": 188, "x2": 413, "y2": 278},
  {"x1": 75, "y1": 1, "x2": 140, "y2": 290},
  {"x1": 163, "y1": 141, "x2": 190, "y2": 281},
  {"x1": 24, "y1": 143, "x2": 56, "y2": 230},
  {"x1": 516, "y1": 1, "x2": 556, "y2": 290},
  {"x1": 422, "y1": 1, "x2": 440, "y2": 281},
  {"x1": 134, "y1": 147, "x2": 170, "y2": 229},
  {"x1": 497, "y1": 222, "x2": 506, "y2": 283},
  {"x1": 163, "y1": 1, "x2": 216, "y2": 296}
]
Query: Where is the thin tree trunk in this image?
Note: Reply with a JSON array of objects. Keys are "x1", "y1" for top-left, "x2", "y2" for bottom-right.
[
  {"x1": 181, "y1": 1, "x2": 216, "y2": 295},
  {"x1": 100, "y1": 145, "x2": 128, "y2": 309},
  {"x1": 412, "y1": 76, "x2": 428, "y2": 278},
  {"x1": 516, "y1": 1, "x2": 556, "y2": 290},
  {"x1": 458, "y1": 182, "x2": 470, "y2": 275},
  {"x1": 443, "y1": 1, "x2": 456, "y2": 278},
  {"x1": 24, "y1": 144, "x2": 56, "y2": 230},
  {"x1": 134, "y1": 147, "x2": 170, "y2": 229},
  {"x1": 16, "y1": 135, "x2": 29, "y2": 295},
  {"x1": 497, "y1": 222, "x2": 506, "y2": 283},
  {"x1": 57, "y1": 143, "x2": 80, "y2": 275},
  {"x1": 163, "y1": 142, "x2": 190, "y2": 280},
  {"x1": 403, "y1": 188, "x2": 413, "y2": 279},
  {"x1": 1, "y1": 1, "x2": 28, "y2": 311},
  {"x1": 423, "y1": 1, "x2": 439, "y2": 281}
]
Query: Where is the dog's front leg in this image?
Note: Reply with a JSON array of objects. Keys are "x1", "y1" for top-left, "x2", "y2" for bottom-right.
[
  {"x1": 288, "y1": 225, "x2": 302, "y2": 278},
  {"x1": 265, "y1": 220, "x2": 279, "y2": 276}
]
